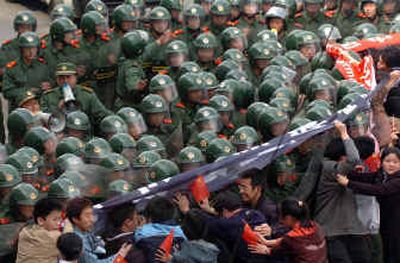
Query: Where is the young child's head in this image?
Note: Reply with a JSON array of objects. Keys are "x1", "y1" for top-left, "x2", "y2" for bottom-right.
[
  {"x1": 280, "y1": 198, "x2": 310, "y2": 228},
  {"x1": 33, "y1": 198, "x2": 63, "y2": 231},
  {"x1": 57, "y1": 233, "x2": 83, "y2": 262}
]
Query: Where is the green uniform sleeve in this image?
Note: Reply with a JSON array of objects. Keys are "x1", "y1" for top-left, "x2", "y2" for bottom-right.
[
  {"x1": 2, "y1": 68, "x2": 19, "y2": 101},
  {"x1": 88, "y1": 93, "x2": 112, "y2": 125},
  {"x1": 124, "y1": 66, "x2": 143, "y2": 94}
]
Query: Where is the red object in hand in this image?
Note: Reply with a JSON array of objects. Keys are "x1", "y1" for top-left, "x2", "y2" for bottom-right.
[
  {"x1": 159, "y1": 229, "x2": 174, "y2": 257},
  {"x1": 365, "y1": 154, "x2": 381, "y2": 172},
  {"x1": 113, "y1": 255, "x2": 127, "y2": 263},
  {"x1": 242, "y1": 223, "x2": 259, "y2": 245},
  {"x1": 190, "y1": 175, "x2": 210, "y2": 203}
]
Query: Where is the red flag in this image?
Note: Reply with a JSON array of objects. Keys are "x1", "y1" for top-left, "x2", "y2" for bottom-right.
[
  {"x1": 190, "y1": 176, "x2": 210, "y2": 203},
  {"x1": 159, "y1": 229, "x2": 174, "y2": 257},
  {"x1": 365, "y1": 153, "x2": 381, "y2": 172},
  {"x1": 242, "y1": 223, "x2": 259, "y2": 245}
]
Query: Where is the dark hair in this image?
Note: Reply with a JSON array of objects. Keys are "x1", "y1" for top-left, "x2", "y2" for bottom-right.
[
  {"x1": 57, "y1": 233, "x2": 83, "y2": 261},
  {"x1": 381, "y1": 147, "x2": 400, "y2": 162},
  {"x1": 354, "y1": 136, "x2": 376, "y2": 161},
  {"x1": 66, "y1": 197, "x2": 93, "y2": 223},
  {"x1": 33, "y1": 198, "x2": 63, "y2": 224},
  {"x1": 280, "y1": 198, "x2": 311, "y2": 227},
  {"x1": 144, "y1": 196, "x2": 175, "y2": 223},
  {"x1": 324, "y1": 137, "x2": 345, "y2": 161},
  {"x1": 239, "y1": 168, "x2": 266, "y2": 189},
  {"x1": 379, "y1": 46, "x2": 400, "y2": 69},
  {"x1": 213, "y1": 190, "x2": 243, "y2": 213},
  {"x1": 109, "y1": 204, "x2": 136, "y2": 229}
]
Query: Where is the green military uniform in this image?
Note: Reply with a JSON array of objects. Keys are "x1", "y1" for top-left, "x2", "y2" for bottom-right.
[
  {"x1": 164, "y1": 40, "x2": 188, "y2": 81},
  {"x1": 176, "y1": 146, "x2": 205, "y2": 172},
  {"x1": 130, "y1": 150, "x2": 162, "y2": 188},
  {"x1": 108, "y1": 179, "x2": 131, "y2": 198},
  {"x1": 232, "y1": 125, "x2": 260, "y2": 152},
  {"x1": 145, "y1": 159, "x2": 180, "y2": 183},
  {"x1": 3, "y1": 32, "x2": 51, "y2": 111},
  {"x1": 205, "y1": 138, "x2": 236, "y2": 163},
  {"x1": 115, "y1": 30, "x2": 149, "y2": 110},
  {"x1": 0, "y1": 164, "x2": 21, "y2": 217},
  {"x1": 209, "y1": 95, "x2": 236, "y2": 138},
  {"x1": 40, "y1": 63, "x2": 111, "y2": 127},
  {"x1": 193, "y1": 32, "x2": 219, "y2": 72},
  {"x1": 100, "y1": 115, "x2": 128, "y2": 139},
  {"x1": 208, "y1": 0, "x2": 232, "y2": 37},
  {"x1": 293, "y1": 0, "x2": 328, "y2": 33},
  {"x1": 56, "y1": 136, "x2": 85, "y2": 157},
  {"x1": 160, "y1": 0, "x2": 183, "y2": 31}
]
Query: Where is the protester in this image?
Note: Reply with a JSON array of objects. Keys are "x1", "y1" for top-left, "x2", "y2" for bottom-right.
[{"x1": 57, "y1": 233, "x2": 83, "y2": 263}]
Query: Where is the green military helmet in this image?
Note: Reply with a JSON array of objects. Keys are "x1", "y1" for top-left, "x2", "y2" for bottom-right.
[
  {"x1": 108, "y1": 179, "x2": 131, "y2": 197},
  {"x1": 84, "y1": 137, "x2": 112, "y2": 160},
  {"x1": 112, "y1": 4, "x2": 137, "y2": 29},
  {"x1": 201, "y1": 72, "x2": 219, "y2": 91},
  {"x1": 136, "y1": 135, "x2": 166, "y2": 154},
  {"x1": 141, "y1": 94, "x2": 168, "y2": 114},
  {"x1": 389, "y1": 23, "x2": 400, "y2": 34},
  {"x1": 305, "y1": 99, "x2": 333, "y2": 112},
  {"x1": 194, "y1": 32, "x2": 219, "y2": 49},
  {"x1": 284, "y1": 29, "x2": 303, "y2": 50},
  {"x1": 346, "y1": 112, "x2": 369, "y2": 127},
  {"x1": 50, "y1": 4, "x2": 75, "y2": 21},
  {"x1": 271, "y1": 154, "x2": 295, "y2": 174},
  {"x1": 48, "y1": 178, "x2": 80, "y2": 199},
  {"x1": 232, "y1": 126, "x2": 260, "y2": 149},
  {"x1": 284, "y1": 50, "x2": 309, "y2": 68},
  {"x1": 353, "y1": 23, "x2": 378, "y2": 39},
  {"x1": 246, "y1": 102, "x2": 271, "y2": 128},
  {"x1": 165, "y1": 40, "x2": 188, "y2": 56},
  {"x1": 285, "y1": 30, "x2": 320, "y2": 51},
  {"x1": 100, "y1": 115, "x2": 128, "y2": 135},
  {"x1": 215, "y1": 59, "x2": 240, "y2": 81},
  {"x1": 289, "y1": 117, "x2": 312, "y2": 131},
  {"x1": 205, "y1": 138, "x2": 236, "y2": 162},
  {"x1": 8, "y1": 108, "x2": 35, "y2": 139},
  {"x1": 10, "y1": 183, "x2": 39, "y2": 206},
  {"x1": 85, "y1": 0, "x2": 109, "y2": 18},
  {"x1": 0, "y1": 164, "x2": 21, "y2": 189},
  {"x1": 311, "y1": 51, "x2": 334, "y2": 71},
  {"x1": 56, "y1": 137, "x2": 85, "y2": 157},
  {"x1": 117, "y1": 108, "x2": 148, "y2": 137},
  {"x1": 109, "y1": 133, "x2": 136, "y2": 153},
  {"x1": 248, "y1": 41, "x2": 280, "y2": 62},
  {"x1": 258, "y1": 107, "x2": 289, "y2": 139},
  {"x1": 146, "y1": 159, "x2": 180, "y2": 183},
  {"x1": 160, "y1": 0, "x2": 182, "y2": 11},
  {"x1": 177, "y1": 146, "x2": 205, "y2": 165},
  {"x1": 6, "y1": 153, "x2": 38, "y2": 176},
  {"x1": 272, "y1": 87, "x2": 296, "y2": 106},
  {"x1": 66, "y1": 111, "x2": 90, "y2": 131},
  {"x1": 255, "y1": 29, "x2": 278, "y2": 43},
  {"x1": 299, "y1": 69, "x2": 328, "y2": 95},
  {"x1": 259, "y1": 79, "x2": 286, "y2": 102},
  {"x1": 149, "y1": 6, "x2": 171, "y2": 20},
  {"x1": 308, "y1": 77, "x2": 335, "y2": 100},
  {"x1": 273, "y1": 0, "x2": 296, "y2": 18},
  {"x1": 18, "y1": 32, "x2": 39, "y2": 48},
  {"x1": 121, "y1": 30, "x2": 149, "y2": 58},
  {"x1": 338, "y1": 93, "x2": 363, "y2": 110},
  {"x1": 304, "y1": 0, "x2": 323, "y2": 3},
  {"x1": 14, "y1": 10, "x2": 37, "y2": 32},
  {"x1": 81, "y1": 11, "x2": 105, "y2": 36},
  {"x1": 194, "y1": 131, "x2": 218, "y2": 152},
  {"x1": 50, "y1": 17, "x2": 77, "y2": 42},
  {"x1": 222, "y1": 49, "x2": 247, "y2": 63},
  {"x1": 178, "y1": 72, "x2": 205, "y2": 100},
  {"x1": 183, "y1": 3, "x2": 205, "y2": 20},
  {"x1": 269, "y1": 97, "x2": 294, "y2": 116},
  {"x1": 216, "y1": 79, "x2": 239, "y2": 99},
  {"x1": 210, "y1": 0, "x2": 232, "y2": 16},
  {"x1": 265, "y1": 6, "x2": 287, "y2": 20},
  {"x1": 209, "y1": 95, "x2": 234, "y2": 112},
  {"x1": 337, "y1": 80, "x2": 365, "y2": 103},
  {"x1": 221, "y1": 27, "x2": 247, "y2": 50},
  {"x1": 260, "y1": 64, "x2": 286, "y2": 79},
  {"x1": 270, "y1": 55, "x2": 295, "y2": 70},
  {"x1": 232, "y1": 80, "x2": 254, "y2": 109},
  {"x1": 16, "y1": 146, "x2": 41, "y2": 166},
  {"x1": 149, "y1": 74, "x2": 177, "y2": 100},
  {"x1": 305, "y1": 105, "x2": 332, "y2": 121},
  {"x1": 133, "y1": 150, "x2": 162, "y2": 168},
  {"x1": 342, "y1": 36, "x2": 359, "y2": 44},
  {"x1": 23, "y1": 127, "x2": 53, "y2": 155},
  {"x1": 100, "y1": 153, "x2": 130, "y2": 171},
  {"x1": 56, "y1": 154, "x2": 84, "y2": 175},
  {"x1": 317, "y1": 24, "x2": 342, "y2": 42},
  {"x1": 125, "y1": 0, "x2": 144, "y2": 7},
  {"x1": 194, "y1": 107, "x2": 221, "y2": 132},
  {"x1": 178, "y1": 61, "x2": 202, "y2": 77}
]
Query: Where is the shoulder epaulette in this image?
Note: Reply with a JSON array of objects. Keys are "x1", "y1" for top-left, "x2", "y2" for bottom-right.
[
  {"x1": 226, "y1": 20, "x2": 239, "y2": 26},
  {"x1": 295, "y1": 12, "x2": 303, "y2": 18},
  {"x1": 2, "y1": 39, "x2": 12, "y2": 46},
  {"x1": 75, "y1": 29, "x2": 82, "y2": 37},
  {"x1": 227, "y1": 123, "x2": 235, "y2": 130},
  {"x1": 70, "y1": 39, "x2": 80, "y2": 48},
  {"x1": 294, "y1": 23, "x2": 304, "y2": 29},
  {"x1": 175, "y1": 102, "x2": 186, "y2": 109},
  {"x1": 81, "y1": 85, "x2": 94, "y2": 93},
  {"x1": 357, "y1": 12, "x2": 367, "y2": 19},
  {"x1": 37, "y1": 57, "x2": 46, "y2": 64},
  {"x1": 100, "y1": 32, "x2": 111, "y2": 42},
  {"x1": 214, "y1": 57, "x2": 222, "y2": 65},
  {"x1": 43, "y1": 88, "x2": 57, "y2": 95},
  {"x1": 41, "y1": 39, "x2": 47, "y2": 49},
  {"x1": 0, "y1": 217, "x2": 10, "y2": 224},
  {"x1": 201, "y1": 26, "x2": 209, "y2": 33},
  {"x1": 172, "y1": 29, "x2": 184, "y2": 37},
  {"x1": 6, "y1": 61, "x2": 17, "y2": 69},
  {"x1": 324, "y1": 10, "x2": 337, "y2": 18}
]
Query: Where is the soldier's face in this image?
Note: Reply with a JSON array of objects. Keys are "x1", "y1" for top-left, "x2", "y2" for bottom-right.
[
  {"x1": 255, "y1": 59, "x2": 269, "y2": 70},
  {"x1": 168, "y1": 53, "x2": 186, "y2": 67},
  {"x1": 268, "y1": 18, "x2": 284, "y2": 32},
  {"x1": 314, "y1": 90, "x2": 332, "y2": 102},
  {"x1": 231, "y1": 7, "x2": 240, "y2": 19},
  {"x1": 146, "y1": 113, "x2": 165, "y2": 127},
  {"x1": 300, "y1": 44, "x2": 317, "y2": 61},
  {"x1": 188, "y1": 89, "x2": 204, "y2": 104},
  {"x1": 186, "y1": 17, "x2": 201, "y2": 30},
  {"x1": 262, "y1": 3, "x2": 272, "y2": 13},
  {"x1": 219, "y1": 112, "x2": 231, "y2": 125},
  {"x1": 121, "y1": 21, "x2": 135, "y2": 32},
  {"x1": 64, "y1": 32, "x2": 75, "y2": 43},
  {"x1": 197, "y1": 48, "x2": 215, "y2": 62},
  {"x1": 325, "y1": 0, "x2": 337, "y2": 10},
  {"x1": 95, "y1": 24, "x2": 105, "y2": 35},
  {"x1": 152, "y1": 20, "x2": 169, "y2": 34},
  {"x1": 363, "y1": 3, "x2": 377, "y2": 18},
  {"x1": 305, "y1": 3, "x2": 320, "y2": 16},
  {"x1": 201, "y1": 2, "x2": 212, "y2": 14},
  {"x1": 243, "y1": 4, "x2": 258, "y2": 17},
  {"x1": 229, "y1": 38, "x2": 245, "y2": 51},
  {"x1": 17, "y1": 24, "x2": 33, "y2": 34},
  {"x1": 56, "y1": 74, "x2": 77, "y2": 88},
  {"x1": 212, "y1": 15, "x2": 229, "y2": 26},
  {"x1": 171, "y1": 10, "x2": 180, "y2": 20},
  {"x1": 21, "y1": 47, "x2": 38, "y2": 60},
  {"x1": 270, "y1": 121, "x2": 288, "y2": 137},
  {"x1": 383, "y1": 2, "x2": 397, "y2": 18},
  {"x1": 19, "y1": 205, "x2": 35, "y2": 220}
]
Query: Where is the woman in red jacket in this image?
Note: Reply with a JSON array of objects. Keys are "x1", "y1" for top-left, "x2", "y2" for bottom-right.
[
  {"x1": 248, "y1": 198, "x2": 328, "y2": 263},
  {"x1": 337, "y1": 146, "x2": 400, "y2": 263}
]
